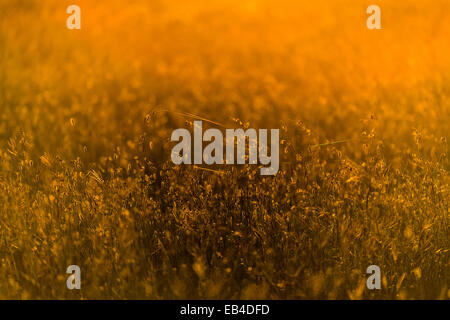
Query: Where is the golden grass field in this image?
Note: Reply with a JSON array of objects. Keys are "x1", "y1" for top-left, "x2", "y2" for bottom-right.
[{"x1": 0, "y1": 0, "x2": 448, "y2": 299}]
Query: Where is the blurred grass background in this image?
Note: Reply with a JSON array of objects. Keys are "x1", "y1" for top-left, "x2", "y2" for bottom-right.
[{"x1": 0, "y1": 0, "x2": 448, "y2": 299}]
